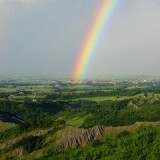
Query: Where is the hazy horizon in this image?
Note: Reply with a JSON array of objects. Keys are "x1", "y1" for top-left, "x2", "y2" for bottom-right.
[{"x1": 0, "y1": 0, "x2": 160, "y2": 78}]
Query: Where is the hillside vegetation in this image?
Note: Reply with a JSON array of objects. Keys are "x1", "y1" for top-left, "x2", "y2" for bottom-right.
[{"x1": 0, "y1": 84, "x2": 160, "y2": 159}]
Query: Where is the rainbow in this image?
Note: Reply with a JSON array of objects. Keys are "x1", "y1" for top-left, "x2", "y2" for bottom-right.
[{"x1": 73, "y1": 0, "x2": 118, "y2": 81}]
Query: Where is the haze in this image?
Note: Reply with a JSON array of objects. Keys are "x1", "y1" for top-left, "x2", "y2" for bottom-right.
[{"x1": 0, "y1": 0, "x2": 160, "y2": 78}]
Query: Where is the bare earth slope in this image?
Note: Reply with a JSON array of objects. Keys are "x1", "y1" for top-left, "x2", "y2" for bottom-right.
[{"x1": 58, "y1": 121, "x2": 160, "y2": 150}]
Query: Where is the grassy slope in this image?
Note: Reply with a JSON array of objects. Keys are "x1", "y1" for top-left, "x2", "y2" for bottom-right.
[
  {"x1": 0, "y1": 120, "x2": 16, "y2": 133},
  {"x1": 1, "y1": 113, "x2": 160, "y2": 159},
  {"x1": 15, "y1": 122, "x2": 160, "y2": 160},
  {"x1": 0, "y1": 86, "x2": 160, "y2": 159},
  {"x1": 49, "y1": 125, "x2": 160, "y2": 160}
]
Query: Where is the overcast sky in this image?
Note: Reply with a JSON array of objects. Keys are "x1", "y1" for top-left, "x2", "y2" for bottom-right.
[{"x1": 0, "y1": 0, "x2": 160, "y2": 78}]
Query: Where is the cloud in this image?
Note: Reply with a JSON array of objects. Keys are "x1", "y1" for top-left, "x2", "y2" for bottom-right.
[
  {"x1": 8, "y1": 0, "x2": 40, "y2": 3},
  {"x1": 1, "y1": 0, "x2": 46, "y2": 6},
  {"x1": 0, "y1": 0, "x2": 160, "y2": 78},
  {"x1": 17, "y1": 0, "x2": 47, "y2": 4}
]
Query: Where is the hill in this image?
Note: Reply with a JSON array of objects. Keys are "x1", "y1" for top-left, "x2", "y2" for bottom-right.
[{"x1": 0, "y1": 85, "x2": 160, "y2": 159}]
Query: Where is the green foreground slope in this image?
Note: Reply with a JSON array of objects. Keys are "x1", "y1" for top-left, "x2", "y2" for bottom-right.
[{"x1": 0, "y1": 93, "x2": 160, "y2": 159}]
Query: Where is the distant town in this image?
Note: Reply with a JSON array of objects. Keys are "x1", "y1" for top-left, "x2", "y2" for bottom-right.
[{"x1": 0, "y1": 76, "x2": 160, "y2": 91}]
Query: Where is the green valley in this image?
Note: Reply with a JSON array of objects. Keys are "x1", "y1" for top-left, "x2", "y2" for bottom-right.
[{"x1": 0, "y1": 77, "x2": 160, "y2": 159}]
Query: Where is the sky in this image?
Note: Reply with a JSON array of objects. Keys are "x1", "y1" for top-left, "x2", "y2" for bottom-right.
[{"x1": 0, "y1": 0, "x2": 160, "y2": 78}]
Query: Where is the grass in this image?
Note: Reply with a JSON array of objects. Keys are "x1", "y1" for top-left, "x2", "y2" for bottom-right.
[
  {"x1": 73, "y1": 96, "x2": 134, "y2": 102},
  {"x1": 0, "y1": 88, "x2": 17, "y2": 93},
  {"x1": 104, "y1": 121, "x2": 160, "y2": 136},
  {"x1": 72, "y1": 93, "x2": 160, "y2": 102},
  {"x1": 0, "y1": 120, "x2": 16, "y2": 133},
  {"x1": 66, "y1": 114, "x2": 92, "y2": 127},
  {"x1": 9, "y1": 95, "x2": 45, "y2": 100},
  {"x1": 0, "y1": 85, "x2": 53, "y2": 94},
  {"x1": 61, "y1": 84, "x2": 116, "y2": 91}
]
